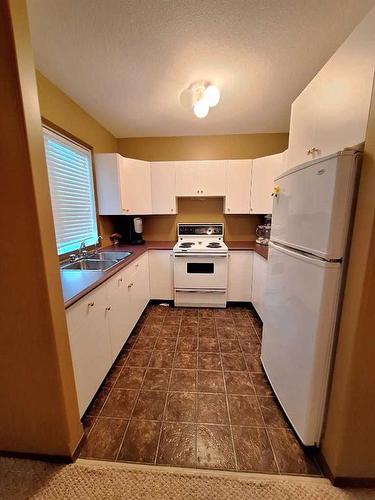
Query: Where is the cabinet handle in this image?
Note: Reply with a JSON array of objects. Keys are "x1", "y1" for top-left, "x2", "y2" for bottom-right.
[
  {"x1": 197, "y1": 189, "x2": 199, "y2": 194},
  {"x1": 88, "y1": 301, "x2": 94, "y2": 308},
  {"x1": 307, "y1": 147, "x2": 319, "y2": 155},
  {"x1": 227, "y1": 208, "x2": 231, "y2": 212},
  {"x1": 171, "y1": 208, "x2": 174, "y2": 212},
  {"x1": 118, "y1": 277, "x2": 123, "y2": 283},
  {"x1": 105, "y1": 306, "x2": 111, "y2": 311},
  {"x1": 128, "y1": 282, "x2": 134, "y2": 288},
  {"x1": 200, "y1": 190, "x2": 203, "y2": 194}
]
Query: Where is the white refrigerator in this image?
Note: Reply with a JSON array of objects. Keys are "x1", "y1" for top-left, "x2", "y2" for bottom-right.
[{"x1": 261, "y1": 150, "x2": 361, "y2": 446}]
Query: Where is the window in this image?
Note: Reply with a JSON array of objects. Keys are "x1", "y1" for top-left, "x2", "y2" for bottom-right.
[{"x1": 43, "y1": 127, "x2": 98, "y2": 255}]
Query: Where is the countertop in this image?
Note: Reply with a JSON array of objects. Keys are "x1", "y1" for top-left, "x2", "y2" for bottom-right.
[
  {"x1": 61, "y1": 240, "x2": 268, "y2": 309},
  {"x1": 227, "y1": 241, "x2": 269, "y2": 260}
]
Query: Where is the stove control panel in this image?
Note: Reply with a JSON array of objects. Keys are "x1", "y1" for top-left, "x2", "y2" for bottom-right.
[{"x1": 177, "y1": 223, "x2": 224, "y2": 237}]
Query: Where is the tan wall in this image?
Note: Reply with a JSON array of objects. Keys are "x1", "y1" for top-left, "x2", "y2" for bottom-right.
[
  {"x1": 117, "y1": 133, "x2": 288, "y2": 161},
  {"x1": 36, "y1": 71, "x2": 117, "y2": 244},
  {"x1": 321, "y1": 79, "x2": 375, "y2": 479},
  {"x1": 0, "y1": 0, "x2": 82, "y2": 456},
  {"x1": 142, "y1": 198, "x2": 261, "y2": 241}
]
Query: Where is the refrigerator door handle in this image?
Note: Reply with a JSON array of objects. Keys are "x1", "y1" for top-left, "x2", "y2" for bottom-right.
[{"x1": 269, "y1": 242, "x2": 341, "y2": 267}]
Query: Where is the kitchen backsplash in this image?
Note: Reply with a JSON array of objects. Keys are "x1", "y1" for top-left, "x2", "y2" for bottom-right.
[{"x1": 141, "y1": 198, "x2": 261, "y2": 241}]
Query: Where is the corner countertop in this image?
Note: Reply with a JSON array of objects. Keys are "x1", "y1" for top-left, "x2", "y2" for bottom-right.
[
  {"x1": 61, "y1": 241, "x2": 175, "y2": 309},
  {"x1": 226, "y1": 241, "x2": 269, "y2": 260},
  {"x1": 61, "y1": 240, "x2": 268, "y2": 309}
]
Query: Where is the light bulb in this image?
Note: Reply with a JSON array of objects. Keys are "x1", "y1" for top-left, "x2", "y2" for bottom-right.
[
  {"x1": 203, "y1": 85, "x2": 220, "y2": 107},
  {"x1": 193, "y1": 99, "x2": 209, "y2": 118}
]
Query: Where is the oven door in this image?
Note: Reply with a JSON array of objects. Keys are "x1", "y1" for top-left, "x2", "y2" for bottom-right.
[{"x1": 174, "y1": 253, "x2": 228, "y2": 289}]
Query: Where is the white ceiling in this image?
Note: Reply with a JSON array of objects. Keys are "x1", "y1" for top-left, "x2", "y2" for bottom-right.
[{"x1": 27, "y1": 0, "x2": 374, "y2": 138}]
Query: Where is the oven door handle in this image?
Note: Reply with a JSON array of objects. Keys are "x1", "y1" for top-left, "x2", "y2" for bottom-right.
[
  {"x1": 174, "y1": 254, "x2": 228, "y2": 258},
  {"x1": 175, "y1": 289, "x2": 226, "y2": 294}
]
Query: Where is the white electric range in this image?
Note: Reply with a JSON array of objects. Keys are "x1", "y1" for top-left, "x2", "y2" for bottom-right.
[{"x1": 173, "y1": 223, "x2": 228, "y2": 308}]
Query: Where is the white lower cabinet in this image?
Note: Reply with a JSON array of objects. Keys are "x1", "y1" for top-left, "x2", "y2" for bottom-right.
[
  {"x1": 66, "y1": 253, "x2": 150, "y2": 417},
  {"x1": 252, "y1": 252, "x2": 268, "y2": 320},
  {"x1": 227, "y1": 251, "x2": 253, "y2": 301},
  {"x1": 127, "y1": 252, "x2": 150, "y2": 326},
  {"x1": 149, "y1": 250, "x2": 174, "y2": 300},
  {"x1": 106, "y1": 269, "x2": 132, "y2": 362},
  {"x1": 66, "y1": 284, "x2": 112, "y2": 417}
]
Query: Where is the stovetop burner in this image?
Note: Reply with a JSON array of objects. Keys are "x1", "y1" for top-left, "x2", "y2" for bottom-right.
[
  {"x1": 206, "y1": 242, "x2": 222, "y2": 248},
  {"x1": 179, "y1": 242, "x2": 194, "y2": 248}
]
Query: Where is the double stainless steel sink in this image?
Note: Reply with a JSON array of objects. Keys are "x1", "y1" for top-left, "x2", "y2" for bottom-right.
[{"x1": 61, "y1": 251, "x2": 132, "y2": 272}]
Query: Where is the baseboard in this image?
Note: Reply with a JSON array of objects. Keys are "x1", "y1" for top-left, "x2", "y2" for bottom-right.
[
  {"x1": 317, "y1": 450, "x2": 375, "y2": 487},
  {"x1": 0, "y1": 431, "x2": 85, "y2": 464}
]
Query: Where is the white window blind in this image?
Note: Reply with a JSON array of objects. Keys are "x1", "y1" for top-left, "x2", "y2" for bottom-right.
[{"x1": 43, "y1": 127, "x2": 98, "y2": 255}]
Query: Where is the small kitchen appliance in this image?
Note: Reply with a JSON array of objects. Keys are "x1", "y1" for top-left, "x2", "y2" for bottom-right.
[
  {"x1": 129, "y1": 216, "x2": 145, "y2": 244},
  {"x1": 173, "y1": 223, "x2": 228, "y2": 307},
  {"x1": 256, "y1": 215, "x2": 272, "y2": 245}
]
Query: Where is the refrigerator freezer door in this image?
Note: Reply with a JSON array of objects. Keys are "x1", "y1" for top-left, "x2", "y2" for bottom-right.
[
  {"x1": 271, "y1": 151, "x2": 359, "y2": 260},
  {"x1": 261, "y1": 242, "x2": 341, "y2": 445}
]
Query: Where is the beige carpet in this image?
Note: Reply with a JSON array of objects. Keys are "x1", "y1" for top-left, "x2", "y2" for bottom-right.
[{"x1": 1, "y1": 457, "x2": 374, "y2": 499}]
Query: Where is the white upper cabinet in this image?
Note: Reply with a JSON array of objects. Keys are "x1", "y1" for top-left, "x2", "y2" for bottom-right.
[
  {"x1": 251, "y1": 152, "x2": 285, "y2": 214},
  {"x1": 175, "y1": 161, "x2": 200, "y2": 196},
  {"x1": 120, "y1": 157, "x2": 152, "y2": 215},
  {"x1": 95, "y1": 153, "x2": 152, "y2": 215},
  {"x1": 175, "y1": 160, "x2": 226, "y2": 196},
  {"x1": 288, "y1": 85, "x2": 319, "y2": 169},
  {"x1": 199, "y1": 160, "x2": 226, "y2": 196},
  {"x1": 151, "y1": 162, "x2": 177, "y2": 214},
  {"x1": 224, "y1": 160, "x2": 252, "y2": 214},
  {"x1": 288, "y1": 8, "x2": 375, "y2": 169}
]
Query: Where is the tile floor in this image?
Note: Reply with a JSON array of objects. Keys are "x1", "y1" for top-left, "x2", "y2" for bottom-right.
[{"x1": 80, "y1": 304, "x2": 321, "y2": 476}]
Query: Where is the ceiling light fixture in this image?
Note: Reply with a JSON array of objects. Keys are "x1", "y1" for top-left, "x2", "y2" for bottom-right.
[{"x1": 180, "y1": 80, "x2": 221, "y2": 119}]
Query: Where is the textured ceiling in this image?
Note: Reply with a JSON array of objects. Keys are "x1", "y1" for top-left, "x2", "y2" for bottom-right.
[{"x1": 27, "y1": 0, "x2": 374, "y2": 137}]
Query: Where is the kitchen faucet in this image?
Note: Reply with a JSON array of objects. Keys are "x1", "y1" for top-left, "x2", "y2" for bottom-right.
[
  {"x1": 78, "y1": 240, "x2": 87, "y2": 258},
  {"x1": 94, "y1": 235, "x2": 103, "y2": 254}
]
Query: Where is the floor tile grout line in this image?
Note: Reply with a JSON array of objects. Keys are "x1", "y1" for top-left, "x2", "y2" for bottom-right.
[
  {"x1": 114, "y1": 311, "x2": 165, "y2": 462},
  {"x1": 240, "y1": 309, "x2": 281, "y2": 475},
  {"x1": 153, "y1": 314, "x2": 181, "y2": 465},
  {"x1": 84, "y1": 312, "x2": 151, "y2": 453},
  {"x1": 256, "y1": 393, "x2": 281, "y2": 474},
  {"x1": 218, "y1": 329, "x2": 239, "y2": 472},
  {"x1": 84, "y1": 413, "x2": 296, "y2": 430}
]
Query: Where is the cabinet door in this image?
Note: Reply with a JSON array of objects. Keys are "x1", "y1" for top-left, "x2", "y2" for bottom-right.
[
  {"x1": 313, "y1": 17, "x2": 375, "y2": 158},
  {"x1": 106, "y1": 270, "x2": 133, "y2": 361},
  {"x1": 151, "y1": 162, "x2": 177, "y2": 214},
  {"x1": 287, "y1": 84, "x2": 318, "y2": 169},
  {"x1": 128, "y1": 253, "x2": 150, "y2": 326},
  {"x1": 227, "y1": 251, "x2": 253, "y2": 301},
  {"x1": 225, "y1": 160, "x2": 252, "y2": 214},
  {"x1": 95, "y1": 153, "x2": 123, "y2": 215},
  {"x1": 66, "y1": 285, "x2": 112, "y2": 417},
  {"x1": 252, "y1": 253, "x2": 268, "y2": 320},
  {"x1": 251, "y1": 153, "x2": 284, "y2": 214},
  {"x1": 199, "y1": 160, "x2": 226, "y2": 196},
  {"x1": 175, "y1": 161, "x2": 200, "y2": 196},
  {"x1": 119, "y1": 157, "x2": 152, "y2": 214},
  {"x1": 149, "y1": 250, "x2": 174, "y2": 299}
]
